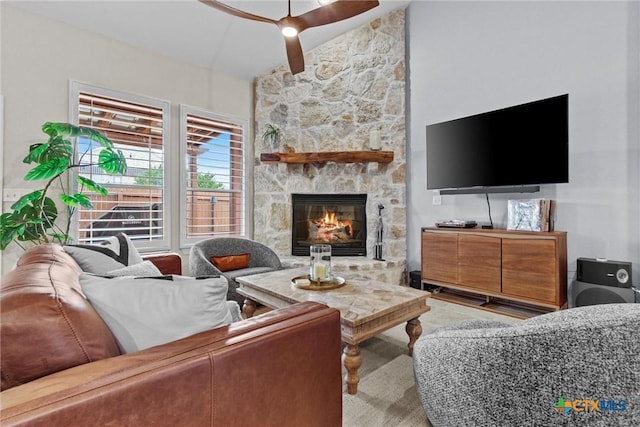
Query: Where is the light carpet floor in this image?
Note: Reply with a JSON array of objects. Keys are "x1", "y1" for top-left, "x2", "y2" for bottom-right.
[{"x1": 341, "y1": 298, "x2": 522, "y2": 427}]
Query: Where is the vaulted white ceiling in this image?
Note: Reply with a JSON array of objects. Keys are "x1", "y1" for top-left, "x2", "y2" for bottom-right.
[{"x1": 10, "y1": 0, "x2": 411, "y2": 81}]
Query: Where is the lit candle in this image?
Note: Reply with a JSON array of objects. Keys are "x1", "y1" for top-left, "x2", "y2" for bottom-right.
[
  {"x1": 369, "y1": 129, "x2": 381, "y2": 151},
  {"x1": 313, "y1": 262, "x2": 327, "y2": 281}
]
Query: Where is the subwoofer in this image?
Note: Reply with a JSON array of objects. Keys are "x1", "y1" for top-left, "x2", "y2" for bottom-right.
[
  {"x1": 571, "y1": 281, "x2": 636, "y2": 307},
  {"x1": 570, "y1": 258, "x2": 635, "y2": 307}
]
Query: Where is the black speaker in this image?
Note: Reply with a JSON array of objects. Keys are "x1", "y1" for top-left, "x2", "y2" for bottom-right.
[
  {"x1": 571, "y1": 258, "x2": 635, "y2": 307},
  {"x1": 409, "y1": 270, "x2": 438, "y2": 291},
  {"x1": 576, "y1": 257, "x2": 631, "y2": 288},
  {"x1": 571, "y1": 281, "x2": 636, "y2": 307},
  {"x1": 409, "y1": 270, "x2": 422, "y2": 290}
]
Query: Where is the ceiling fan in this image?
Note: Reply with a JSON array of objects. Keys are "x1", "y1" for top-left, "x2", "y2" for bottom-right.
[{"x1": 198, "y1": 0, "x2": 380, "y2": 75}]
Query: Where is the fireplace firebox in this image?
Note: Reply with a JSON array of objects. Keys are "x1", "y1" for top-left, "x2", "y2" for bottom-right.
[{"x1": 291, "y1": 194, "x2": 367, "y2": 256}]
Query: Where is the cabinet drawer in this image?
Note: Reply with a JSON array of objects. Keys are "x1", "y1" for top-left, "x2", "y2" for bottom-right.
[
  {"x1": 422, "y1": 232, "x2": 458, "y2": 284},
  {"x1": 458, "y1": 234, "x2": 501, "y2": 293},
  {"x1": 501, "y1": 239, "x2": 557, "y2": 303}
]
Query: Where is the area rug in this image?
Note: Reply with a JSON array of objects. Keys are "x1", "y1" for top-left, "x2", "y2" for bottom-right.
[
  {"x1": 342, "y1": 354, "x2": 429, "y2": 427},
  {"x1": 341, "y1": 298, "x2": 521, "y2": 426}
]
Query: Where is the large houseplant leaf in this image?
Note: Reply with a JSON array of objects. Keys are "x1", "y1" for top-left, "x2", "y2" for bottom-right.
[
  {"x1": 76, "y1": 176, "x2": 108, "y2": 196},
  {"x1": 1, "y1": 197, "x2": 59, "y2": 246},
  {"x1": 43, "y1": 136, "x2": 74, "y2": 162},
  {"x1": 42, "y1": 122, "x2": 113, "y2": 148},
  {"x1": 24, "y1": 157, "x2": 70, "y2": 181},
  {"x1": 99, "y1": 148, "x2": 127, "y2": 174},
  {"x1": 17, "y1": 198, "x2": 59, "y2": 243},
  {"x1": 60, "y1": 193, "x2": 93, "y2": 209},
  {"x1": 0, "y1": 213, "x2": 25, "y2": 250},
  {"x1": 11, "y1": 190, "x2": 43, "y2": 211},
  {"x1": 23, "y1": 143, "x2": 49, "y2": 164}
]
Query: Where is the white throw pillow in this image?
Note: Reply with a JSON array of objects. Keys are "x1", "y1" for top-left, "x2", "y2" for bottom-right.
[
  {"x1": 65, "y1": 233, "x2": 143, "y2": 274},
  {"x1": 107, "y1": 261, "x2": 162, "y2": 277},
  {"x1": 79, "y1": 273, "x2": 233, "y2": 353},
  {"x1": 226, "y1": 300, "x2": 242, "y2": 323}
]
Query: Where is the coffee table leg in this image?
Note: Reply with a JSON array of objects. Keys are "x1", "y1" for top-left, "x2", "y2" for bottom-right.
[
  {"x1": 405, "y1": 317, "x2": 423, "y2": 356},
  {"x1": 342, "y1": 344, "x2": 363, "y2": 395},
  {"x1": 242, "y1": 298, "x2": 257, "y2": 318}
]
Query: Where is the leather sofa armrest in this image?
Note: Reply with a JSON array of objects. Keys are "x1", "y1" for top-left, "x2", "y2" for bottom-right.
[
  {"x1": 0, "y1": 302, "x2": 343, "y2": 427},
  {"x1": 143, "y1": 252, "x2": 182, "y2": 275}
]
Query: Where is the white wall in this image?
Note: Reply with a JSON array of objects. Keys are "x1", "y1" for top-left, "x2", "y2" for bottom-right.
[
  {"x1": 0, "y1": 5, "x2": 253, "y2": 271},
  {"x1": 407, "y1": 1, "x2": 640, "y2": 282}
]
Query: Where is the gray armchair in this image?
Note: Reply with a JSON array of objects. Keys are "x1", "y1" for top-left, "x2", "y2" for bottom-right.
[
  {"x1": 413, "y1": 303, "x2": 640, "y2": 426},
  {"x1": 189, "y1": 237, "x2": 283, "y2": 305}
]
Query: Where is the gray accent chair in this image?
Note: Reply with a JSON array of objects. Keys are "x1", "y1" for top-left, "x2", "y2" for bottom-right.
[
  {"x1": 189, "y1": 237, "x2": 283, "y2": 305},
  {"x1": 413, "y1": 303, "x2": 640, "y2": 426}
]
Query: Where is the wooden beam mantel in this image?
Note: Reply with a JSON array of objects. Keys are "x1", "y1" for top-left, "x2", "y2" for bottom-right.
[{"x1": 260, "y1": 151, "x2": 394, "y2": 165}]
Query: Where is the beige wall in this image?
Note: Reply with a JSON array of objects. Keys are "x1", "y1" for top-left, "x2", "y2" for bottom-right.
[{"x1": 0, "y1": 4, "x2": 253, "y2": 272}]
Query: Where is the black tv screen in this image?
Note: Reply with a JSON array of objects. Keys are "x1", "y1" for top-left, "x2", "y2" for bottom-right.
[{"x1": 426, "y1": 94, "x2": 569, "y2": 192}]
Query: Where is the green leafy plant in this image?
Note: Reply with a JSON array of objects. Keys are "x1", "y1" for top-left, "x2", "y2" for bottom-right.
[
  {"x1": 197, "y1": 172, "x2": 224, "y2": 189},
  {"x1": 135, "y1": 165, "x2": 223, "y2": 189},
  {"x1": 262, "y1": 123, "x2": 282, "y2": 151},
  {"x1": 134, "y1": 164, "x2": 163, "y2": 186},
  {"x1": 0, "y1": 122, "x2": 127, "y2": 250}
]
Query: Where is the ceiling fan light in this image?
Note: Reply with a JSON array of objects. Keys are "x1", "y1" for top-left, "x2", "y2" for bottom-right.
[
  {"x1": 281, "y1": 26, "x2": 298, "y2": 37},
  {"x1": 317, "y1": 0, "x2": 335, "y2": 5}
]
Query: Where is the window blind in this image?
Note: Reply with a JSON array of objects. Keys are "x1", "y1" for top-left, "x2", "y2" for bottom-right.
[
  {"x1": 72, "y1": 86, "x2": 168, "y2": 248},
  {"x1": 181, "y1": 108, "x2": 246, "y2": 245}
]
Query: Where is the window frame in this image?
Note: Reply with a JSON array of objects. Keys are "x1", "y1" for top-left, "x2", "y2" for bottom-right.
[
  {"x1": 179, "y1": 104, "x2": 249, "y2": 248},
  {"x1": 69, "y1": 81, "x2": 172, "y2": 252}
]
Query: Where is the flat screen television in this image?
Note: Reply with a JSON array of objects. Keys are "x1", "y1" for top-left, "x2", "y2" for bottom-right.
[{"x1": 426, "y1": 94, "x2": 569, "y2": 194}]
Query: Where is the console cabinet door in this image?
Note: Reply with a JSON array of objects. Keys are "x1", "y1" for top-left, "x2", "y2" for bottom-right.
[
  {"x1": 501, "y1": 238, "x2": 557, "y2": 303},
  {"x1": 422, "y1": 231, "x2": 458, "y2": 284},
  {"x1": 458, "y1": 234, "x2": 501, "y2": 293}
]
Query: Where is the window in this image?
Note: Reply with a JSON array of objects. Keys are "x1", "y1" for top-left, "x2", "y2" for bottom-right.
[
  {"x1": 180, "y1": 106, "x2": 247, "y2": 247},
  {"x1": 70, "y1": 82, "x2": 171, "y2": 251}
]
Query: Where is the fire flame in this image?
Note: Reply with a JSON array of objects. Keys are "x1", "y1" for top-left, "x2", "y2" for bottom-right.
[{"x1": 316, "y1": 210, "x2": 352, "y2": 239}]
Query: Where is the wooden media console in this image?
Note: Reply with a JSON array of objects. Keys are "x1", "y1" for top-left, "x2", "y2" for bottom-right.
[{"x1": 421, "y1": 227, "x2": 567, "y2": 318}]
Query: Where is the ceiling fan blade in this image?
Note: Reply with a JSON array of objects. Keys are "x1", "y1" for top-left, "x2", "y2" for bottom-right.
[
  {"x1": 284, "y1": 35, "x2": 305, "y2": 75},
  {"x1": 198, "y1": 0, "x2": 277, "y2": 25},
  {"x1": 295, "y1": 0, "x2": 379, "y2": 32}
]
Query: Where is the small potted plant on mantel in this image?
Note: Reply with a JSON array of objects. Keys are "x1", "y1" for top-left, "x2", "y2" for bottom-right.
[
  {"x1": 262, "y1": 123, "x2": 283, "y2": 152},
  {"x1": 0, "y1": 122, "x2": 127, "y2": 251}
]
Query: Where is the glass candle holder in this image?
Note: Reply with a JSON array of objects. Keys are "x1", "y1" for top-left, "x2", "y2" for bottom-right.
[{"x1": 310, "y1": 244, "x2": 332, "y2": 282}]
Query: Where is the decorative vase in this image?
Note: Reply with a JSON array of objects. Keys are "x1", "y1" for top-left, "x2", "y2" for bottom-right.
[{"x1": 369, "y1": 128, "x2": 381, "y2": 151}]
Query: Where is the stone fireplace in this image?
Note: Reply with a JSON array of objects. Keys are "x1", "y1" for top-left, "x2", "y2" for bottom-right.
[
  {"x1": 291, "y1": 193, "x2": 367, "y2": 256},
  {"x1": 252, "y1": 9, "x2": 407, "y2": 286}
]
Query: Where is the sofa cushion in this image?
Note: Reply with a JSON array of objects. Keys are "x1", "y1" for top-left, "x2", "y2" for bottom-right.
[
  {"x1": 222, "y1": 266, "x2": 279, "y2": 280},
  {"x1": 210, "y1": 253, "x2": 250, "y2": 272},
  {"x1": 64, "y1": 233, "x2": 143, "y2": 274},
  {"x1": 107, "y1": 260, "x2": 162, "y2": 277},
  {"x1": 0, "y1": 244, "x2": 121, "y2": 391},
  {"x1": 79, "y1": 273, "x2": 236, "y2": 353}
]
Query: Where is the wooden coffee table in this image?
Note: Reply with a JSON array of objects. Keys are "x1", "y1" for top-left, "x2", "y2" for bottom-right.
[{"x1": 236, "y1": 267, "x2": 431, "y2": 394}]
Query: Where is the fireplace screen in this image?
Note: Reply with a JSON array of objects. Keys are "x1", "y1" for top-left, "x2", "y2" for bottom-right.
[{"x1": 291, "y1": 193, "x2": 367, "y2": 256}]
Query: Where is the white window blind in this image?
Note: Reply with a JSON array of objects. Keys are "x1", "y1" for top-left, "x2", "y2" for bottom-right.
[
  {"x1": 180, "y1": 106, "x2": 246, "y2": 246},
  {"x1": 70, "y1": 82, "x2": 170, "y2": 250}
]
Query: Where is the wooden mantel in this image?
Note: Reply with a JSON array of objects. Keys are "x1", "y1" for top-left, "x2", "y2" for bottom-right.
[{"x1": 260, "y1": 151, "x2": 394, "y2": 164}]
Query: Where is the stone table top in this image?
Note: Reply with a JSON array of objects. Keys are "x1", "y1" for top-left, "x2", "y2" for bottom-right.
[{"x1": 236, "y1": 267, "x2": 431, "y2": 344}]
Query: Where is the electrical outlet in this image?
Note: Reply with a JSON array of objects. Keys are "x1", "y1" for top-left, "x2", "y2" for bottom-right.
[
  {"x1": 3, "y1": 188, "x2": 28, "y2": 202},
  {"x1": 432, "y1": 195, "x2": 442, "y2": 205}
]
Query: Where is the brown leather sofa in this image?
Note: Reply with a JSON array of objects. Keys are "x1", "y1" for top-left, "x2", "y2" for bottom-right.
[{"x1": 1, "y1": 244, "x2": 342, "y2": 426}]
